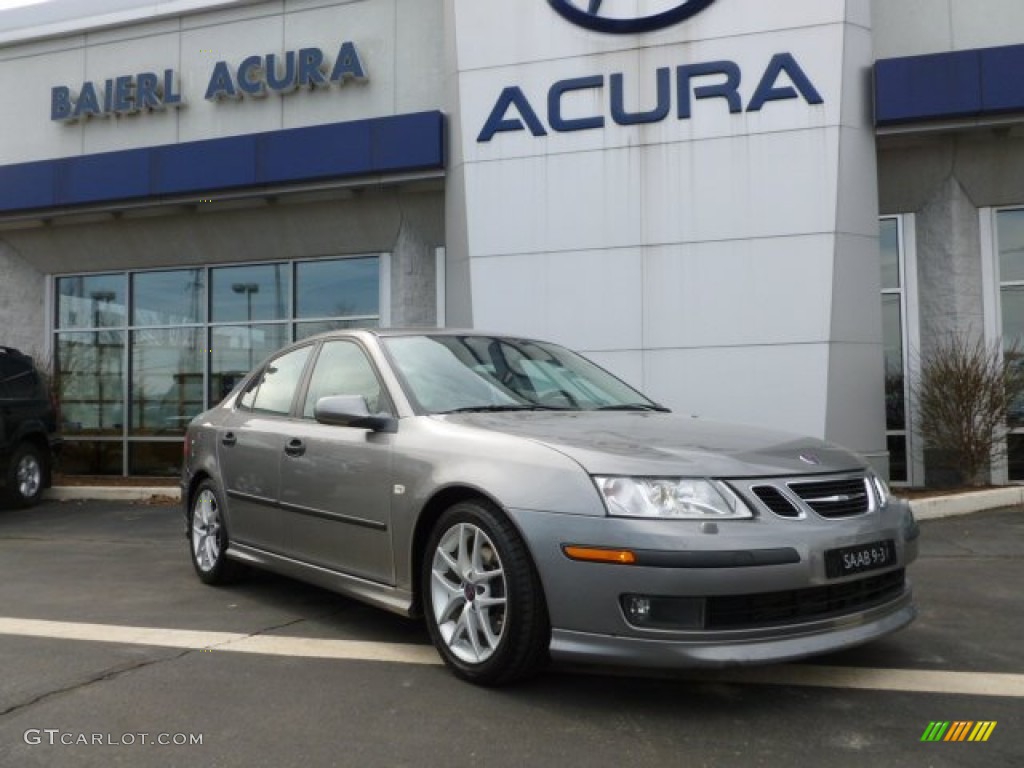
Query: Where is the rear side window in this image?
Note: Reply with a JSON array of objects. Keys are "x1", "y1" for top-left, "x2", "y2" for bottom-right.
[{"x1": 247, "y1": 346, "x2": 313, "y2": 416}]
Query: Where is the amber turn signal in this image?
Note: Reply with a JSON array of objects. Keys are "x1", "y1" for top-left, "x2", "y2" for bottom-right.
[{"x1": 562, "y1": 545, "x2": 637, "y2": 565}]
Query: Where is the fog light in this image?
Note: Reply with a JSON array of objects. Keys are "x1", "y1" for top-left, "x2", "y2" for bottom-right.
[
  {"x1": 625, "y1": 596, "x2": 652, "y2": 622},
  {"x1": 620, "y1": 595, "x2": 706, "y2": 629}
]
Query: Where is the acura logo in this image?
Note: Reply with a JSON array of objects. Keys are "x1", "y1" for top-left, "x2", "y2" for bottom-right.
[{"x1": 547, "y1": 0, "x2": 718, "y2": 34}]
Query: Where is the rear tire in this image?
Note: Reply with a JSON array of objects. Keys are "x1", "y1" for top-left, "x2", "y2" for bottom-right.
[
  {"x1": 189, "y1": 480, "x2": 242, "y2": 585},
  {"x1": 422, "y1": 500, "x2": 549, "y2": 686},
  {"x1": 4, "y1": 443, "x2": 47, "y2": 508}
]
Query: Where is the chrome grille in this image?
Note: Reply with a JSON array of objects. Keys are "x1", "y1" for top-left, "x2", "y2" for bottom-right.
[
  {"x1": 751, "y1": 485, "x2": 801, "y2": 518},
  {"x1": 788, "y1": 477, "x2": 871, "y2": 518}
]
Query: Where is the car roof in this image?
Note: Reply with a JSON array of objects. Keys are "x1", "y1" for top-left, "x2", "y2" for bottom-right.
[{"x1": 300, "y1": 328, "x2": 548, "y2": 343}]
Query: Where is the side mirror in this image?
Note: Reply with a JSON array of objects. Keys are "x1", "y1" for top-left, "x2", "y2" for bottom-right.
[{"x1": 313, "y1": 395, "x2": 398, "y2": 433}]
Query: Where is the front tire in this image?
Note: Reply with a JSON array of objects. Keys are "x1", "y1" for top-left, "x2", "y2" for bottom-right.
[
  {"x1": 4, "y1": 443, "x2": 47, "y2": 508},
  {"x1": 189, "y1": 480, "x2": 241, "y2": 585},
  {"x1": 422, "y1": 500, "x2": 549, "y2": 685}
]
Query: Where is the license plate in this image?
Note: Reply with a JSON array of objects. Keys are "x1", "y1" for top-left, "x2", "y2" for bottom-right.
[{"x1": 825, "y1": 539, "x2": 896, "y2": 579}]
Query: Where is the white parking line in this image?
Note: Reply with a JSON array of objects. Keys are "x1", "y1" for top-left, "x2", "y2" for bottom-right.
[
  {"x1": 2, "y1": 616, "x2": 1022, "y2": 697},
  {"x1": 693, "y1": 665, "x2": 1024, "y2": 699},
  {"x1": 0, "y1": 617, "x2": 441, "y2": 666}
]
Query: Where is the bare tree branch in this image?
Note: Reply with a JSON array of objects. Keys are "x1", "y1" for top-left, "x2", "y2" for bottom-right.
[{"x1": 913, "y1": 335, "x2": 1024, "y2": 486}]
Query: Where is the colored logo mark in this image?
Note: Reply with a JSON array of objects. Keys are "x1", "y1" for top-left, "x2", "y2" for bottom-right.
[
  {"x1": 547, "y1": 0, "x2": 718, "y2": 34},
  {"x1": 921, "y1": 721, "x2": 997, "y2": 742}
]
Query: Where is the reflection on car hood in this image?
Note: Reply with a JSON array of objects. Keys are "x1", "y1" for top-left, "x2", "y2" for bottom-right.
[{"x1": 438, "y1": 411, "x2": 864, "y2": 477}]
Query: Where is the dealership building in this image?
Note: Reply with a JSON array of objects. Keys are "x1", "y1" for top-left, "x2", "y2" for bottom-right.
[{"x1": 1, "y1": 0, "x2": 1023, "y2": 486}]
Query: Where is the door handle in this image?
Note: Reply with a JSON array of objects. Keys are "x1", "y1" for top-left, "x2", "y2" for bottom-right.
[
  {"x1": 284, "y1": 438, "x2": 306, "y2": 457},
  {"x1": 221, "y1": 432, "x2": 237, "y2": 447}
]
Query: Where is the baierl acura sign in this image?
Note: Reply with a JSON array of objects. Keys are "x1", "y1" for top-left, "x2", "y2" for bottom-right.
[{"x1": 547, "y1": 0, "x2": 718, "y2": 34}]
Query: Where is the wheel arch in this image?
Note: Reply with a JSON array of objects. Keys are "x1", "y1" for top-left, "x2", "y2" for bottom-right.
[
  {"x1": 184, "y1": 470, "x2": 218, "y2": 534},
  {"x1": 409, "y1": 485, "x2": 544, "y2": 619}
]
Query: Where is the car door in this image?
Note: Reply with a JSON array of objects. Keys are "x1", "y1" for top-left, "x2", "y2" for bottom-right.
[
  {"x1": 216, "y1": 344, "x2": 313, "y2": 552},
  {"x1": 277, "y1": 339, "x2": 395, "y2": 584}
]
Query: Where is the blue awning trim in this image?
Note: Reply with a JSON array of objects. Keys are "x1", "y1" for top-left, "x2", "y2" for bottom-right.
[
  {"x1": 0, "y1": 110, "x2": 445, "y2": 214},
  {"x1": 875, "y1": 44, "x2": 1024, "y2": 126}
]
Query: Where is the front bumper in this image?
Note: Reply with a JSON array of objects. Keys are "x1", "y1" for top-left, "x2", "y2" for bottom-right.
[
  {"x1": 506, "y1": 499, "x2": 919, "y2": 668},
  {"x1": 551, "y1": 590, "x2": 917, "y2": 668}
]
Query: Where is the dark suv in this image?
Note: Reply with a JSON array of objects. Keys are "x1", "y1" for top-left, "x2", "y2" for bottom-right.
[{"x1": 0, "y1": 347, "x2": 59, "y2": 508}]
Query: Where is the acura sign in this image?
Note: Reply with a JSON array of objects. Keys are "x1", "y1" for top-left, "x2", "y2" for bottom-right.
[{"x1": 547, "y1": 0, "x2": 718, "y2": 34}]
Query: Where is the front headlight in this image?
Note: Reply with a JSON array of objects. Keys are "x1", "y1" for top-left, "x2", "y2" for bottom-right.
[{"x1": 593, "y1": 477, "x2": 753, "y2": 519}]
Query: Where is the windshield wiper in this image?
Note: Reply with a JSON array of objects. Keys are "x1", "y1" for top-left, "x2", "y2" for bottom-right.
[
  {"x1": 438, "y1": 404, "x2": 570, "y2": 414},
  {"x1": 594, "y1": 403, "x2": 671, "y2": 412}
]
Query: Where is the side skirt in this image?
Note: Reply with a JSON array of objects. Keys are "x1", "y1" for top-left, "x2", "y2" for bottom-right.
[{"x1": 228, "y1": 542, "x2": 415, "y2": 618}]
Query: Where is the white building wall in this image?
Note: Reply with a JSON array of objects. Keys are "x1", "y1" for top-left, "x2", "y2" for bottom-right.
[
  {"x1": 872, "y1": 0, "x2": 1024, "y2": 58},
  {"x1": 446, "y1": 0, "x2": 886, "y2": 461}
]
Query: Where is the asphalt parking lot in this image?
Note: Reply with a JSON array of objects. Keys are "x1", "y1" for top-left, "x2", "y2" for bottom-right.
[{"x1": 0, "y1": 500, "x2": 1021, "y2": 767}]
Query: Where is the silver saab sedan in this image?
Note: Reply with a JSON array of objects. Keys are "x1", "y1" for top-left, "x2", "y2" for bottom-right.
[{"x1": 182, "y1": 329, "x2": 918, "y2": 685}]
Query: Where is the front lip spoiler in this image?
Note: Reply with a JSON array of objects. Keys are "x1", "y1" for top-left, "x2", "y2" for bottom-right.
[{"x1": 549, "y1": 589, "x2": 917, "y2": 669}]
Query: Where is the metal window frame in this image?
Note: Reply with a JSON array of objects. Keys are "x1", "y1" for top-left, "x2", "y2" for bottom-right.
[
  {"x1": 880, "y1": 214, "x2": 922, "y2": 486},
  {"x1": 51, "y1": 253, "x2": 387, "y2": 476}
]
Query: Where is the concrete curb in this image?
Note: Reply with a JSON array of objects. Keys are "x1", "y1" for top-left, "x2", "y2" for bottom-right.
[
  {"x1": 41, "y1": 485, "x2": 1022, "y2": 518},
  {"x1": 906, "y1": 487, "x2": 1024, "y2": 521},
  {"x1": 45, "y1": 486, "x2": 181, "y2": 503}
]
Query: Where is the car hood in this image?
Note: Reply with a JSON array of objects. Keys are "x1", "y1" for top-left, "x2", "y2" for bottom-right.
[{"x1": 436, "y1": 411, "x2": 864, "y2": 478}]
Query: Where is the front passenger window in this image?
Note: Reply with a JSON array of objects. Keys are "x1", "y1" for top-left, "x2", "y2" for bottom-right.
[
  {"x1": 303, "y1": 341, "x2": 387, "y2": 418},
  {"x1": 250, "y1": 345, "x2": 312, "y2": 415}
]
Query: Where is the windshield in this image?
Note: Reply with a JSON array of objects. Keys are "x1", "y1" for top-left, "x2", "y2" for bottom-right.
[{"x1": 381, "y1": 335, "x2": 666, "y2": 414}]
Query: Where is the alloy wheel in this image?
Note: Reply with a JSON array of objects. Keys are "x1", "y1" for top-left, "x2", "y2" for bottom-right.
[
  {"x1": 430, "y1": 522, "x2": 508, "y2": 665},
  {"x1": 192, "y1": 488, "x2": 222, "y2": 573},
  {"x1": 15, "y1": 454, "x2": 41, "y2": 500}
]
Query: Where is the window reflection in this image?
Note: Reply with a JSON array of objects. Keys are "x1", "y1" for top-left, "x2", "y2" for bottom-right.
[
  {"x1": 296, "y1": 258, "x2": 378, "y2": 319},
  {"x1": 131, "y1": 328, "x2": 204, "y2": 435},
  {"x1": 882, "y1": 294, "x2": 904, "y2": 430},
  {"x1": 130, "y1": 442, "x2": 188, "y2": 477},
  {"x1": 295, "y1": 318, "x2": 378, "y2": 340},
  {"x1": 59, "y1": 441, "x2": 124, "y2": 476},
  {"x1": 55, "y1": 255, "x2": 381, "y2": 475},
  {"x1": 251, "y1": 345, "x2": 312, "y2": 415},
  {"x1": 1008, "y1": 433, "x2": 1024, "y2": 481},
  {"x1": 1001, "y1": 212, "x2": 1024, "y2": 447},
  {"x1": 880, "y1": 217, "x2": 910, "y2": 484},
  {"x1": 210, "y1": 324, "x2": 289, "y2": 404},
  {"x1": 303, "y1": 341, "x2": 384, "y2": 417},
  {"x1": 211, "y1": 264, "x2": 290, "y2": 323},
  {"x1": 56, "y1": 274, "x2": 126, "y2": 330},
  {"x1": 998, "y1": 209, "x2": 1024, "y2": 284},
  {"x1": 56, "y1": 331, "x2": 125, "y2": 436},
  {"x1": 133, "y1": 270, "x2": 205, "y2": 326},
  {"x1": 887, "y1": 435, "x2": 907, "y2": 484},
  {"x1": 880, "y1": 219, "x2": 900, "y2": 291},
  {"x1": 1000, "y1": 287, "x2": 1024, "y2": 429}
]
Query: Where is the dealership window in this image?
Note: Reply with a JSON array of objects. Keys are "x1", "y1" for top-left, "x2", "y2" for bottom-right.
[
  {"x1": 54, "y1": 255, "x2": 386, "y2": 476},
  {"x1": 992, "y1": 208, "x2": 1024, "y2": 481},
  {"x1": 880, "y1": 216, "x2": 920, "y2": 485}
]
